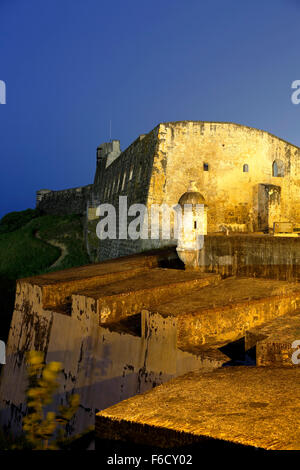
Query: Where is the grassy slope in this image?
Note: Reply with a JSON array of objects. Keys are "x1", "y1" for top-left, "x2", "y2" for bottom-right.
[{"x1": 0, "y1": 210, "x2": 90, "y2": 341}]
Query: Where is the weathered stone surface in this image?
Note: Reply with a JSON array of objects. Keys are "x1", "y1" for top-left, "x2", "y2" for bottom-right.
[
  {"x1": 20, "y1": 248, "x2": 176, "y2": 310},
  {"x1": 97, "y1": 121, "x2": 300, "y2": 260},
  {"x1": 37, "y1": 184, "x2": 93, "y2": 215},
  {"x1": 2, "y1": 249, "x2": 300, "y2": 440},
  {"x1": 157, "y1": 122, "x2": 300, "y2": 231},
  {"x1": 245, "y1": 310, "x2": 300, "y2": 366},
  {"x1": 202, "y1": 233, "x2": 300, "y2": 281},
  {"x1": 73, "y1": 268, "x2": 220, "y2": 325},
  {"x1": 96, "y1": 366, "x2": 300, "y2": 450},
  {"x1": 147, "y1": 277, "x2": 300, "y2": 348}
]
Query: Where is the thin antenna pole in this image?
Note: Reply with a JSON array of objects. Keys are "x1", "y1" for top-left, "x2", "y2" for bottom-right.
[{"x1": 109, "y1": 119, "x2": 112, "y2": 141}]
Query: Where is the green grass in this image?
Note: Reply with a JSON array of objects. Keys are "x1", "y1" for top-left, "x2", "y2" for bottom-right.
[
  {"x1": 0, "y1": 218, "x2": 59, "y2": 279},
  {"x1": 0, "y1": 208, "x2": 40, "y2": 234},
  {"x1": 35, "y1": 214, "x2": 90, "y2": 272},
  {"x1": 0, "y1": 210, "x2": 90, "y2": 341}
]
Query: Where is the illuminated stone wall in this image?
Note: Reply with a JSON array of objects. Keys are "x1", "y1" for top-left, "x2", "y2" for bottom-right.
[
  {"x1": 150, "y1": 121, "x2": 300, "y2": 233},
  {"x1": 96, "y1": 121, "x2": 300, "y2": 260}
]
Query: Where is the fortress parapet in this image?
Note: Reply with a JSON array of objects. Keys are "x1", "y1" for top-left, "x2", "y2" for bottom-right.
[
  {"x1": 98, "y1": 140, "x2": 121, "y2": 168},
  {"x1": 36, "y1": 184, "x2": 93, "y2": 215},
  {"x1": 93, "y1": 140, "x2": 121, "y2": 190},
  {"x1": 36, "y1": 188, "x2": 51, "y2": 206}
]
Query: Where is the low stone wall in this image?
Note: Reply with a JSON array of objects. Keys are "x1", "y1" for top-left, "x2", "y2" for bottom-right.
[
  {"x1": 36, "y1": 184, "x2": 93, "y2": 215},
  {"x1": 99, "y1": 233, "x2": 300, "y2": 275},
  {"x1": 202, "y1": 234, "x2": 300, "y2": 280}
]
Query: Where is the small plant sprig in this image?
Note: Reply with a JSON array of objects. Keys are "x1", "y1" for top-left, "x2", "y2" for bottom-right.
[{"x1": 23, "y1": 351, "x2": 79, "y2": 450}]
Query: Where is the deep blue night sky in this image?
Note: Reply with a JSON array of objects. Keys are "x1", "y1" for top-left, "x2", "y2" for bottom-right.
[{"x1": 1, "y1": 0, "x2": 300, "y2": 216}]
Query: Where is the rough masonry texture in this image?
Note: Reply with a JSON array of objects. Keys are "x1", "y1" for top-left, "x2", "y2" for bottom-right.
[
  {"x1": 36, "y1": 121, "x2": 300, "y2": 262},
  {"x1": 1, "y1": 248, "x2": 300, "y2": 439},
  {"x1": 36, "y1": 184, "x2": 93, "y2": 215},
  {"x1": 96, "y1": 367, "x2": 300, "y2": 450}
]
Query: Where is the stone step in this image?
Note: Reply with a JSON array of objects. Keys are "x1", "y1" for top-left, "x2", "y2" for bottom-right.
[
  {"x1": 96, "y1": 366, "x2": 300, "y2": 450},
  {"x1": 245, "y1": 310, "x2": 300, "y2": 367},
  {"x1": 71, "y1": 269, "x2": 221, "y2": 324},
  {"x1": 145, "y1": 277, "x2": 300, "y2": 349},
  {"x1": 18, "y1": 249, "x2": 176, "y2": 312}
]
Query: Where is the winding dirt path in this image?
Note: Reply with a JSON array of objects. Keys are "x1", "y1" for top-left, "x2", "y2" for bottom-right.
[
  {"x1": 46, "y1": 240, "x2": 68, "y2": 269},
  {"x1": 34, "y1": 230, "x2": 68, "y2": 269}
]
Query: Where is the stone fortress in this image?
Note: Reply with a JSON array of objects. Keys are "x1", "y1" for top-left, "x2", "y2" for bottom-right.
[
  {"x1": 36, "y1": 121, "x2": 300, "y2": 261},
  {"x1": 0, "y1": 121, "x2": 300, "y2": 450}
]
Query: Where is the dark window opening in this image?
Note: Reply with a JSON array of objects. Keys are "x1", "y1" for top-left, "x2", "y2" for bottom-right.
[
  {"x1": 194, "y1": 221, "x2": 197, "y2": 229},
  {"x1": 203, "y1": 163, "x2": 209, "y2": 171},
  {"x1": 243, "y1": 164, "x2": 249, "y2": 172},
  {"x1": 272, "y1": 160, "x2": 285, "y2": 177}
]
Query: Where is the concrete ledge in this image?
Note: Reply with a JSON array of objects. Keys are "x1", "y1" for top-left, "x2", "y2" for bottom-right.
[
  {"x1": 72, "y1": 269, "x2": 220, "y2": 325},
  {"x1": 16, "y1": 249, "x2": 177, "y2": 311},
  {"x1": 96, "y1": 366, "x2": 300, "y2": 450},
  {"x1": 147, "y1": 278, "x2": 300, "y2": 347},
  {"x1": 245, "y1": 310, "x2": 300, "y2": 366}
]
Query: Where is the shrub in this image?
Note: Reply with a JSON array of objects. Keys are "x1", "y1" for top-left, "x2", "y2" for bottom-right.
[{"x1": 23, "y1": 351, "x2": 79, "y2": 450}]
